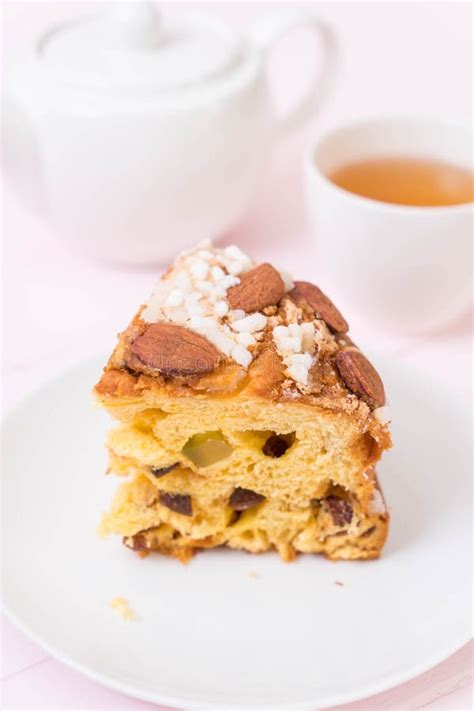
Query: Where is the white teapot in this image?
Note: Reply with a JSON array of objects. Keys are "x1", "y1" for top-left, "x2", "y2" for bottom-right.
[{"x1": 3, "y1": 3, "x2": 336, "y2": 264}]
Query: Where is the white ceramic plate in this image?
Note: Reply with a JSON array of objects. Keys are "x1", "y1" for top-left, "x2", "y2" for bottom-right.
[{"x1": 2, "y1": 356, "x2": 472, "y2": 711}]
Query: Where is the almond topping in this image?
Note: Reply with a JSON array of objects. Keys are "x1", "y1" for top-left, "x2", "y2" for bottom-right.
[
  {"x1": 227, "y1": 263, "x2": 285, "y2": 313},
  {"x1": 129, "y1": 323, "x2": 221, "y2": 377},
  {"x1": 289, "y1": 281, "x2": 348, "y2": 333},
  {"x1": 336, "y1": 350, "x2": 385, "y2": 409}
]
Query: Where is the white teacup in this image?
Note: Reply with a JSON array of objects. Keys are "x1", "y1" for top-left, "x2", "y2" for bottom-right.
[{"x1": 304, "y1": 117, "x2": 473, "y2": 334}]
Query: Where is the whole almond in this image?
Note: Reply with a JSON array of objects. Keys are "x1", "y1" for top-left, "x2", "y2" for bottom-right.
[
  {"x1": 290, "y1": 281, "x2": 348, "y2": 333},
  {"x1": 336, "y1": 350, "x2": 385, "y2": 409},
  {"x1": 129, "y1": 323, "x2": 221, "y2": 377},
  {"x1": 227, "y1": 263, "x2": 285, "y2": 313}
]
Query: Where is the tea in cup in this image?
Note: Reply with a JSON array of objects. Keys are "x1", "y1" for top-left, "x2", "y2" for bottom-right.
[{"x1": 304, "y1": 117, "x2": 473, "y2": 334}]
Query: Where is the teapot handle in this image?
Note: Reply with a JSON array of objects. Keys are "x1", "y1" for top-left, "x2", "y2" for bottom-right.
[{"x1": 249, "y1": 7, "x2": 338, "y2": 139}]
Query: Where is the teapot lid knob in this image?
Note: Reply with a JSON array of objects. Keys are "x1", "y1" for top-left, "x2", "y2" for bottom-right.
[{"x1": 111, "y1": 2, "x2": 161, "y2": 50}]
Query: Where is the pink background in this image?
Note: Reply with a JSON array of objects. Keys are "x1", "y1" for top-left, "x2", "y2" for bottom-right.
[{"x1": 2, "y1": 2, "x2": 472, "y2": 709}]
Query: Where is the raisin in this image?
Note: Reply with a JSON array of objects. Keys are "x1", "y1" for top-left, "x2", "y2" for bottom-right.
[
  {"x1": 160, "y1": 492, "x2": 193, "y2": 517},
  {"x1": 229, "y1": 487, "x2": 265, "y2": 511},
  {"x1": 123, "y1": 533, "x2": 148, "y2": 551},
  {"x1": 262, "y1": 434, "x2": 293, "y2": 458},
  {"x1": 150, "y1": 463, "x2": 179, "y2": 478},
  {"x1": 323, "y1": 496, "x2": 353, "y2": 526}
]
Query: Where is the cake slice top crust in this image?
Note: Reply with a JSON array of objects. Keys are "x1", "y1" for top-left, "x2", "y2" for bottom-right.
[{"x1": 95, "y1": 241, "x2": 391, "y2": 442}]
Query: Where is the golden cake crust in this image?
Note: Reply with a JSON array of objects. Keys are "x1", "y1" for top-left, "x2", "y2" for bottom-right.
[{"x1": 96, "y1": 317, "x2": 390, "y2": 444}]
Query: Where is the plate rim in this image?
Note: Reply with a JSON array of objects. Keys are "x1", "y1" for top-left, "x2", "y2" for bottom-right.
[
  {"x1": 2, "y1": 602, "x2": 471, "y2": 711},
  {"x1": 2, "y1": 354, "x2": 473, "y2": 710}
]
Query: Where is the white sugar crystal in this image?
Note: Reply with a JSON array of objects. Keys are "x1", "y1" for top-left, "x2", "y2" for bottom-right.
[
  {"x1": 210, "y1": 265, "x2": 226, "y2": 281},
  {"x1": 227, "y1": 260, "x2": 246, "y2": 276},
  {"x1": 236, "y1": 332, "x2": 256, "y2": 347},
  {"x1": 213, "y1": 284, "x2": 229, "y2": 298},
  {"x1": 165, "y1": 288, "x2": 184, "y2": 307},
  {"x1": 185, "y1": 298, "x2": 204, "y2": 316},
  {"x1": 287, "y1": 362, "x2": 309, "y2": 385},
  {"x1": 214, "y1": 300, "x2": 229, "y2": 318},
  {"x1": 288, "y1": 323, "x2": 302, "y2": 337},
  {"x1": 206, "y1": 329, "x2": 235, "y2": 356},
  {"x1": 186, "y1": 291, "x2": 203, "y2": 303},
  {"x1": 141, "y1": 299, "x2": 161, "y2": 323},
  {"x1": 369, "y1": 490, "x2": 386, "y2": 515},
  {"x1": 188, "y1": 316, "x2": 209, "y2": 328},
  {"x1": 224, "y1": 245, "x2": 250, "y2": 262},
  {"x1": 167, "y1": 307, "x2": 188, "y2": 324},
  {"x1": 231, "y1": 344, "x2": 252, "y2": 367},
  {"x1": 300, "y1": 322, "x2": 315, "y2": 337},
  {"x1": 197, "y1": 249, "x2": 214, "y2": 260},
  {"x1": 287, "y1": 353, "x2": 313, "y2": 385},
  {"x1": 278, "y1": 335, "x2": 302, "y2": 354},
  {"x1": 373, "y1": 406, "x2": 391, "y2": 425},
  {"x1": 278, "y1": 269, "x2": 295, "y2": 292},
  {"x1": 196, "y1": 280, "x2": 216, "y2": 295},
  {"x1": 205, "y1": 291, "x2": 218, "y2": 305},
  {"x1": 190, "y1": 258, "x2": 209, "y2": 280},
  {"x1": 230, "y1": 310, "x2": 245, "y2": 321},
  {"x1": 174, "y1": 272, "x2": 192, "y2": 290},
  {"x1": 291, "y1": 353, "x2": 313, "y2": 369},
  {"x1": 188, "y1": 315, "x2": 213, "y2": 332},
  {"x1": 273, "y1": 325, "x2": 289, "y2": 339},
  {"x1": 221, "y1": 274, "x2": 240, "y2": 290},
  {"x1": 231, "y1": 313, "x2": 267, "y2": 333},
  {"x1": 148, "y1": 282, "x2": 168, "y2": 301}
]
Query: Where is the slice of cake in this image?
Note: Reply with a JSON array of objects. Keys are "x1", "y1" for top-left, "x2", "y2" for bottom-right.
[{"x1": 94, "y1": 242, "x2": 391, "y2": 562}]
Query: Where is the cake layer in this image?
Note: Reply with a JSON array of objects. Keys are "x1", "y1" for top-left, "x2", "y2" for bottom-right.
[
  {"x1": 101, "y1": 471, "x2": 388, "y2": 562},
  {"x1": 102, "y1": 390, "x2": 386, "y2": 513}
]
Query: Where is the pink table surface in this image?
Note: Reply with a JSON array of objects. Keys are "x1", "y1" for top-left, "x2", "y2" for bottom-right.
[{"x1": 2, "y1": 2, "x2": 472, "y2": 710}]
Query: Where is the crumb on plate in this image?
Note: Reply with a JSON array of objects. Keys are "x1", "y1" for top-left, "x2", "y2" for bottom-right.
[{"x1": 109, "y1": 596, "x2": 137, "y2": 620}]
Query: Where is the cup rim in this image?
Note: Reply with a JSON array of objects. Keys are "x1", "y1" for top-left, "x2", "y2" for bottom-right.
[{"x1": 304, "y1": 114, "x2": 474, "y2": 215}]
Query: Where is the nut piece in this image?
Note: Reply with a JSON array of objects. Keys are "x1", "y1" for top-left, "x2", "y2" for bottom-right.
[
  {"x1": 150, "y1": 463, "x2": 179, "y2": 478},
  {"x1": 229, "y1": 487, "x2": 266, "y2": 511},
  {"x1": 289, "y1": 281, "x2": 348, "y2": 333},
  {"x1": 159, "y1": 492, "x2": 193, "y2": 517},
  {"x1": 323, "y1": 496, "x2": 353, "y2": 526},
  {"x1": 130, "y1": 323, "x2": 221, "y2": 377},
  {"x1": 336, "y1": 350, "x2": 385, "y2": 409},
  {"x1": 227, "y1": 263, "x2": 285, "y2": 313},
  {"x1": 123, "y1": 532, "x2": 149, "y2": 551}
]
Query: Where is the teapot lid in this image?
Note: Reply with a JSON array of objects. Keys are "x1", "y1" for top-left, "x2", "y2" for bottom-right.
[{"x1": 37, "y1": 3, "x2": 244, "y2": 91}]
